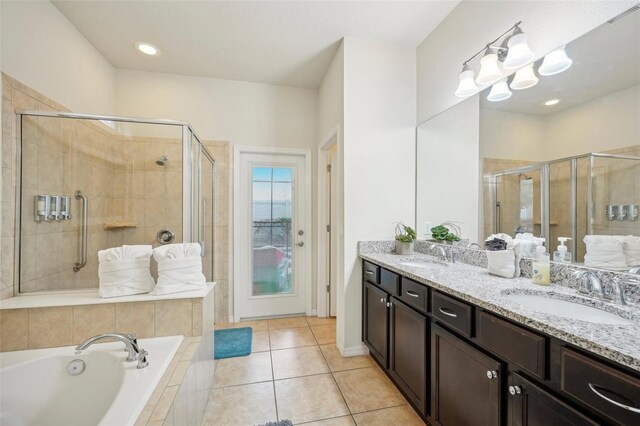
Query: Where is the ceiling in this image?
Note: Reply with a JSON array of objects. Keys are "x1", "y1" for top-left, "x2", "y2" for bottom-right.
[
  {"x1": 480, "y1": 9, "x2": 640, "y2": 116},
  {"x1": 52, "y1": 0, "x2": 459, "y2": 88}
]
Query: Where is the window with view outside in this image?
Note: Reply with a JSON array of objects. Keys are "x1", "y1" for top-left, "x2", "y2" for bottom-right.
[{"x1": 251, "y1": 167, "x2": 294, "y2": 296}]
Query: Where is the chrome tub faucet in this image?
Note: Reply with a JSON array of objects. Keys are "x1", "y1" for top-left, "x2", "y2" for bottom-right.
[{"x1": 75, "y1": 333, "x2": 148, "y2": 368}]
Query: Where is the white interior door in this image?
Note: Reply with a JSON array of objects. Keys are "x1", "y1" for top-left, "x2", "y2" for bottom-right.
[{"x1": 236, "y1": 151, "x2": 308, "y2": 319}]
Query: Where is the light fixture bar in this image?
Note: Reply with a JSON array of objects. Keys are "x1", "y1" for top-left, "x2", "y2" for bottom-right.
[{"x1": 460, "y1": 21, "x2": 522, "y2": 66}]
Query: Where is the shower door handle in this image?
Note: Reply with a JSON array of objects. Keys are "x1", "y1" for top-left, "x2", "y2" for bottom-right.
[
  {"x1": 73, "y1": 190, "x2": 88, "y2": 272},
  {"x1": 495, "y1": 202, "x2": 502, "y2": 234}
]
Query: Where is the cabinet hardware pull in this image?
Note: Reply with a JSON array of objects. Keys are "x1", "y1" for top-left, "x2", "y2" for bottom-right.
[
  {"x1": 438, "y1": 307, "x2": 458, "y2": 318},
  {"x1": 386, "y1": 302, "x2": 392, "y2": 308},
  {"x1": 365, "y1": 270, "x2": 374, "y2": 275},
  {"x1": 380, "y1": 298, "x2": 385, "y2": 303},
  {"x1": 405, "y1": 290, "x2": 420, "y2": 298},
  {"x1": 509, "y1": 385, "x2": 522, "y2": 395},
  {"x1": 588, "y1": 383, "x2": 640, "y2": 413},
  {"x1": 486, "y1": 370, "x2": 498, "y2": 379}
]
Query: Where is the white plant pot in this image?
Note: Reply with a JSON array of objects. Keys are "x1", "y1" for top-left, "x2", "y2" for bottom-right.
[{"x1": 395, "y1": 241, "x2": 414, "y2": 255}]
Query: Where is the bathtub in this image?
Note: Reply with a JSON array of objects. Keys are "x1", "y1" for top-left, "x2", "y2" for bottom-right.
[{"x1": 0, "y1": 335, "x2": 183, "y2": 426}]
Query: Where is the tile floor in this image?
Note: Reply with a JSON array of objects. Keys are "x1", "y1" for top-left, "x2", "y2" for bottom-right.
[{"x1": 203, "y1": 316, "x2": 426, "y2": 425}]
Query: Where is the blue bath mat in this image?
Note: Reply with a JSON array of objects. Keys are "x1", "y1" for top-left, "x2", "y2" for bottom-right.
[{"x1": 214, "y1": 327, "x2": 253, "y2": 359}]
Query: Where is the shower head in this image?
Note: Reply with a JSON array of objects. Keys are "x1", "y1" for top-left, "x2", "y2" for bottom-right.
[
  {"x1": 155, "y1": 155, "x2": 169, "y2": 166},
  {"x1": 519, "y1": 173, "x2": 532, "y2": 180}
]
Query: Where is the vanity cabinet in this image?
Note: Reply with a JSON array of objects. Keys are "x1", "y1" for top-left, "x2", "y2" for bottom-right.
[
  {"x1": 431, "y1": 324, "x2": 502, "y2": 426},
  {"x1": 389, "y1": 296, "x2": 428, "y2": 416},
  {"x1": 508, "y1": 372, "x2": 597, "y2": 426},
  {"x1": 363, "y1": 281, "x2": 389, "y2": 367}
]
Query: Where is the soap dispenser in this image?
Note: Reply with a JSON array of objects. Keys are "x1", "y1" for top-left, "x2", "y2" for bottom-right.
[
  {"x1": 532, "y1": 240, "x2": 550, "y2": 286},
  {"x1": 553, "y1": 237, "x2": 572, "y2": 263}
]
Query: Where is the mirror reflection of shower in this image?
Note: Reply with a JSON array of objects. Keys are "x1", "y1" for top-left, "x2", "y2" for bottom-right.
[
  {"x1": 519, "y1": 173, "x2": 534, "y2": 234},
  {"x1": 155, "y1": 154, "x2": 169, "y2": 166}
]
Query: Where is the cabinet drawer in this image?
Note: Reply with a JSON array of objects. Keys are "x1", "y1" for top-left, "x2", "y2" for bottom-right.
[
  {"x1": 560, "y1": 347, "x2": 640, "y2": 425},
  {"x1": 363, "y1": 261, "x2": 380, "y2": 284},
  {"x1": 380, "y1": 269, "x2": 400, "y2": 296},
  {"x1": 431, "y1": 291, "x2": 473, "y2": 337},
  {"x1": 477, "y1": 311, "x2": 546, "y2": 380},
  {"x1": 399, "y1": 277, "x2": 428, "y2": 313}
]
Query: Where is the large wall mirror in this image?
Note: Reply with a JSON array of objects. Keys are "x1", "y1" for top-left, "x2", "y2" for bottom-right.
[{"x1": 416, "y1": 9, "x2": 640, "y2": 270}]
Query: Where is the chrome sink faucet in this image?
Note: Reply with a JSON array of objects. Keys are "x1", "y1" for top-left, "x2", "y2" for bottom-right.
[
  {"x1": 573, "y1": 270, "x2": 604, "y2": 299},
  {"x1": 75, "y1": 333, "x2": 148, "y2": 368},
  {"x1": 429, "y1": 244, "x2": 458, "y2": 263}
]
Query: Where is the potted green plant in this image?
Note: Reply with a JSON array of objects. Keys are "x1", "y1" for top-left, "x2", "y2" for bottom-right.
[
  {"x1": 395, "y1": 222, "x2": 417, "y2": 255},
  {"x1": 430, "y1": 222, "x2": 461, "y2": 243}
]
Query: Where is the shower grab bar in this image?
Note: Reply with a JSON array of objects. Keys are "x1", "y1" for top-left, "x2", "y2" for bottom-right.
[{"x1": 73, "y1": 190, "x2": 88, "y2": 272}]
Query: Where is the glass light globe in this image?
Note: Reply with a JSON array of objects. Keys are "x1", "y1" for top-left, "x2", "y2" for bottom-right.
[
  {"x1": 510, "y1": 63, "x2": 539, "y2": 90},
  {"x1": 476, "y1": 51, "x2": 503, "y2": 86},
  {"x1": 487, "y1": 78, "x2": 512, "y2": 102},
  {"x1": 455, "y1": 67, "x2": 479, "y2": 98},
  {"x1": 504, "y1": 32, "x2": 535, "y2": 69},
  {"x1": 539, "y1": 46, "x2": 573, "y2": 76}
]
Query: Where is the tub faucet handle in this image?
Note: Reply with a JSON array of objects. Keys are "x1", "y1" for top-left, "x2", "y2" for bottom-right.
[{"x1": 137, "y1": 349, "x2": 149, "y2": 369}]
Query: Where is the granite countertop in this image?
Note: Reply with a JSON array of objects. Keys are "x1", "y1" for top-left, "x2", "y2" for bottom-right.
[{"x1": 360, "y1": 251, "x2": 640, "y2": 373}]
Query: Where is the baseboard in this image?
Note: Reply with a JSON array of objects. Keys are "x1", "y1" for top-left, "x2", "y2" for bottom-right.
[{"x1": 340, "y1": 343, "x2": 370, "y2": 357}]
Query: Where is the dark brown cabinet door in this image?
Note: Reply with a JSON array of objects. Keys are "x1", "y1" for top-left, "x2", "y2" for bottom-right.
[
  {"x1": 389, "y1": 297, "x2": 427, "y2": 416},
  {"x1": 363, "y1": 282, "x2": 389, "y2": 367},
  {"x1": 508, "y1": 372, "x2": 597, "y2": 426},
  {"x1": 431, "y1": 324, "x2": 501, "y2": 426}
]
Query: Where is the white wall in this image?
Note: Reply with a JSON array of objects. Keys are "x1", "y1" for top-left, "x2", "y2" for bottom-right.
[
  {"x1": 417, "y1": 1, "x2": 636, "y2": 124},
  {"x1": 417, "y1": 95, "x2": 480, "y2": 242},
  {"x1": 318, "y1": 43, "x2": 344, "y2": 142},
  {"x1": 0, "y1": 0, "x2": 116, "y2": 114},
  {"x1": 546, "y1": 85, "x2": 640, "y2": 158},
  {"x1": 480, "y1": 109, "x2": 548, "y2": 162},
  {"x1": 340, "y1": 38, "x2": 416, "y2": 354}
]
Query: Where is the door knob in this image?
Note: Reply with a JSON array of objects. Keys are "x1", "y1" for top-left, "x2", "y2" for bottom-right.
[
  {"x1": 509, "y1": 385, "x2": 522, "y2": 395},
  {"x1": 296, "y1": 241, "x2": 304, "y2": 247},
  {"x1": 486, "y1": 370, "x2": 498, "y2": 379}
]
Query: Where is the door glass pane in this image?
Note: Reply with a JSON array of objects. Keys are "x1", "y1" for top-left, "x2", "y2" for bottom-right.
[{"x1": 252, "y1": 167, "x2": 293, "y2": 296}]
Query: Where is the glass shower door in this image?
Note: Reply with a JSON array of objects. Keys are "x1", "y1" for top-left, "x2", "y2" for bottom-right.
[{"x1": 494, "y1": 168, "x2": 543, "y2": 237}]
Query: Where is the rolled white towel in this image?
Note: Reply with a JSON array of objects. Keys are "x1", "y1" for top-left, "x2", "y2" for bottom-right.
[
  {"x1": 152, "y1": 243, "x2": 206, "y2": 295},
  {"x1": 98, "y1": 245, "x2": 155, "y2": 298},
  {"x1": 583, "y1": 235, "x2": 627, "y2": 270}
]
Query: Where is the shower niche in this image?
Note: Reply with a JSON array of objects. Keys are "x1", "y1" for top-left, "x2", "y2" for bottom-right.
[{"x1": 16, "y1": 111, "x2": 215, "y2": 293}]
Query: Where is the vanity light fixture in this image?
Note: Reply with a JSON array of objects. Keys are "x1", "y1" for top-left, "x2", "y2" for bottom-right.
[
  {"x1": 487, "y1": 78, "x2": 512, "y2": 102},
  {"x1": 476, "y1": 47, "x2": 503, "y2": 86},
  {"x1": 510, "y1": 63, "x2": 539, "y2": 90},
  {"x1": 135, "y1": 42, "x2": 160, "y2": 56},
  {"x1": 538, "y1": 45, "x2": 573, "y2": 76},
  {"x1": 544, "y1": 99, "x2": 560, "y2": 106},
  {"x1": 454, "y1": 22, "x2": 535, "y2": 97},
  {"x1": 454, "y1": 63, "x2": 479, "y2": 98}
]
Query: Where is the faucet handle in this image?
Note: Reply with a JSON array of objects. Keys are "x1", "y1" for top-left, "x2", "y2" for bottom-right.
[
  {"x1": 574, "y1": 270, "x2": 593, "y2": 295},
  {"x1": 137, "y1": 349, "x2": 149, "y2": 369},
  {"x1": 610, "y1": 278, "x2": 628, "y2": 305}
]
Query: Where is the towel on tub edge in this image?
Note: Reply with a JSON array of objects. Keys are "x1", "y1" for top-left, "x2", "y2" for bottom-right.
[
  {"x1": 152, "y1": 243, "x2": 207, "y2": 295},
  {"x1": 98, "y1": 245, "x2": 155, "y2": 298}
]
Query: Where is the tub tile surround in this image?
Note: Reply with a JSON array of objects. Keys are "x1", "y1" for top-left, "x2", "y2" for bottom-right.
[
  {"x1": 0, "y1": 284, "x2": 215, "y2": 351},
  {"x1": 0, "y1": 74, "x2": 232, "y2": 313},
  {"x1": 359, "y1": 242, "x2": 640, "y2": 372}
]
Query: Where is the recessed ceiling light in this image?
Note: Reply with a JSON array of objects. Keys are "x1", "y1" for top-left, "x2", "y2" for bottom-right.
[
  {"x1": 544, "y1": 99, "x2": 560, "y2": 106},
  {"x1": 135, "y1": 42, "x2": 159, "y2": 56}
]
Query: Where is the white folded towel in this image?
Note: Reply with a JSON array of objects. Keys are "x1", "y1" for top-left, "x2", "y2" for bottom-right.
[
  {"x1": 487, "y1": 249, "x2": 517, "y2": 278},
  {"x1": 98, "y1": 245, "x2": 155, "y2": 298},
  {"x1": 583, "y1": 235, "x2": 628, "y2": 270},
  {"x1": 152, "y1": 243, "x2": 206, "y2": 295},
  {"x1": 624, "y1": 235, "x2": 640, "y2": 267}
]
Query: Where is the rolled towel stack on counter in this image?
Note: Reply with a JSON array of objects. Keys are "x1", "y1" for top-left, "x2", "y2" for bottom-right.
[
  {"x1": 485, "y1": 233, "x2": 525, "y2": 278},
  {"x1": 583, "y1": 235, "x2": 628, "y2": 271},
  {"x1": 152, "y1": 242, "x2": 207, "y2": 295},
  {"x1": 98, "y1": 245, "x2": 155, "y2": 298},
  {"x1": 623, "y1": 236, "x2": 640, "y2": 267}
]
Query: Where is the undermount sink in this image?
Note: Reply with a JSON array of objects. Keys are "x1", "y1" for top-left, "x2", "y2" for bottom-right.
[
  {"x1": 398, "y1": 261, "x2": 445, "y2": 272},
  {"x1": 503, "y1": 293, "x2": 633, "y2": 325}
]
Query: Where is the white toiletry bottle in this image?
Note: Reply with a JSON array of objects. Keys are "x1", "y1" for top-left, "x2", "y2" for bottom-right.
[
  {"x1": 532, "y1": 243, "x2": 550, "y2": 285},
  {"x1": 553, "y1": 237, "x2": 572, "y2": 263}
]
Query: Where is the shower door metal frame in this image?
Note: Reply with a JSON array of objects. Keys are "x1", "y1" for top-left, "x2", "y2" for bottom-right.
[
  {"x1": 13, "y1": 110, "x2": 215, "y2": 295},
  {"x1": 487, "y1": 152, "x2": 640, "y2": 258}
]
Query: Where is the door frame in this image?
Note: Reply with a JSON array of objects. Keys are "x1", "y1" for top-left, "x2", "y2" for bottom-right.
[
  {"x1": 232, "y1": 145, "x2": 313, "y2": 321},
  {"x1": 317, "y1": 127, "x2": 341, "y2": 317}
]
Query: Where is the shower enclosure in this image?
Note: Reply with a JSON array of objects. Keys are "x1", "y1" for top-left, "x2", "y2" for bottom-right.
[
  {"x1": 15, "y1": 110, "x2": 215, "y2": 294},
  {"x1": 485, "y1": 153, "x2": 640, "y2": 262}
]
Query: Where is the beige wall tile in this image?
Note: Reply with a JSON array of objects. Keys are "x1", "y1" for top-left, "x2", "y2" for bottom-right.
[
  {"x1": 73, "y1": 304, "x2": 115, "y2": 343},
  {"x1": 28, "y1": 306, "x2": 73, "y2": 349},
  {"x1": 0, "y1": 309, "x2": 28, "y2": 351},
  {"x1": 155, "y1": 299, "x2": 193, "y2": 337},
  {"x1": 115, "y1": 301, "x2": 155, "y2": 338},
  {"x1": 149, "y1": 385, "x2": 179, "y2": 423}
]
